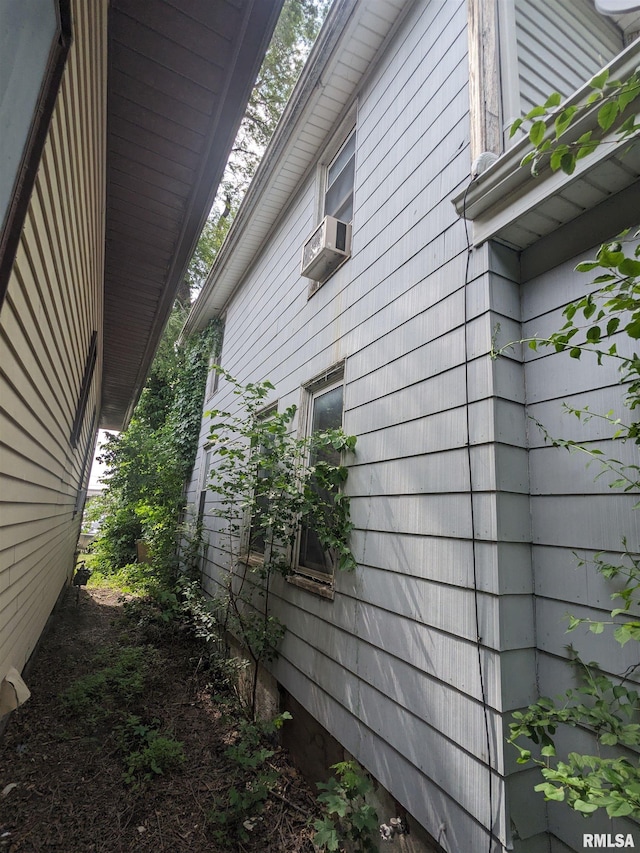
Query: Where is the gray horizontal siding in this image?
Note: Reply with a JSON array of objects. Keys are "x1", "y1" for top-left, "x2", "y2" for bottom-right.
[
  {"x1": 521, "y1": 239, "x2": 639, "y2": 852},
  {"x1": 185, "y1": 1, "x2": 543, "y2": 850},
  {"x1": 515, "y1": 0, "x2": 623, "y2": 117}
]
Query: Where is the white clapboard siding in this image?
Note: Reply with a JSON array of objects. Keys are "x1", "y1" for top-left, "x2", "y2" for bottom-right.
[
  {"x1": 514, "y1": 0, "x2": 624, "y2": 117},
  {"x1": 0, "y1": 0, "x2": 106, "y2": 681},
  {"x1": 184, "y1": 0, "x2": 615, "y2": 848}
]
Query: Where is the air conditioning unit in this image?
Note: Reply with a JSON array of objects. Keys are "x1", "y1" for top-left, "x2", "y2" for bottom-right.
[{"x1": 300, "y1": 215, "x2": 352, "y2": 283}]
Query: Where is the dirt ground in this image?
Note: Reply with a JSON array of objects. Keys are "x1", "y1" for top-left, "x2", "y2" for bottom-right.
[{"x1": 0, "y1": 586, "x2": 319, "y2": 852}]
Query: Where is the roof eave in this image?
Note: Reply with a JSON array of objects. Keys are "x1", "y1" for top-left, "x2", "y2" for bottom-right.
[{"x1": 182, "y1": 0, "x2": 410, "y2": 338}]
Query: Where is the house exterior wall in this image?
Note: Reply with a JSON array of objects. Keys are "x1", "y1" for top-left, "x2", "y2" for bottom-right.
[
  {"x1": 498, "y1": 0, "x2": 624, "y2": 151},
  {"x1": 187, "y1": 1, "x2": 636, "y2": 851},
  {"x1": 0, "y1": 0, "x2": 107, "y2": 685},
  {"x1": 189, "y1": 2, "x2": 538, "y2": 849}
]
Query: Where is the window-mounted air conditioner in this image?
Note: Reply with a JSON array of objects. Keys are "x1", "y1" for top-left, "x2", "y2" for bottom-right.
[{"x1": 300, "y1": 215, "x2": 352, "y2": 283}]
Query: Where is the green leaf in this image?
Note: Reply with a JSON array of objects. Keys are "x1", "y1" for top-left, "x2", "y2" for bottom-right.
[
  {"x1": 313, "y1": 819, "x2": 340, "y2": 851},
  {"x1": 619, "y1": 257, "x2": 640, "y2": 276},
  {"x1": 509, "y1": 117, "x2": 523, "y2": 138},
  {"x1": 554, "y1": 106, "x2": 578, "y2": 137},
  {"x1": 589, "y1": 68, "x2": 609, "y2": 89},
  {"x1": 624, "y1": 318, "x2": 640, "y2": 339},
  {"x1": 574, "y1": 800, "x2": 598, "y2": 814},
  {"x1": 535, "y1": 782, "x2": 565, "y2": 801},
  {"x1": 560, "y1": 153, "x2": 576, "y2": 174},
  {"x1": 606, "y1": 317, "x2": 620, "y2": 336},
  {"x1": 607, "y1": 800, "x2": 634, "y2": 818},
  {"x1": 544, "y1": 92, "x2": 562, "y2": 108},
  {"x1": 529, "y1": 120, "x2": 546, "y2": 147},
  {"x1": 598, "y1": 100, "x2": 619, "y2": 131},
  {"x1": 550, "y1": 145, "x2": 569, "y2": 172},
  {"x1": 586, "y1": 326, "x2": 601, "y2": 343},
  {"x1": 525, "y1": 105, "x2": 548, "y2": 120}
]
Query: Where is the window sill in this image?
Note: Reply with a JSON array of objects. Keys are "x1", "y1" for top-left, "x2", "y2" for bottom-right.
[
  {"x1": 237, "y1": 552, "x2": 266, "y2": 569},
  {"x1": 287, "y1": 572, "x2": 335, "y2": 600}
]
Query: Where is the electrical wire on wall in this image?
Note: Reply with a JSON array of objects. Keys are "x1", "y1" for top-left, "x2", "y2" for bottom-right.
[{"x1": 461, "y1": 178, "x2": 498, "y2": 853}]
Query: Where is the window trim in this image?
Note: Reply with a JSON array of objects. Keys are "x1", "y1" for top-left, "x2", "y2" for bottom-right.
[{"x1": 289, "y1": 363, "x2": 346, "y2": 597}]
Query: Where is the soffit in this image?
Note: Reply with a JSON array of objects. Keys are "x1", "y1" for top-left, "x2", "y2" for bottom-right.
[
  {"x1": 100, "y1": 0, "x2": 283, "y2": 430},
  {"x1": 184, "y1": 0, "x2": 408, "y2": 335},
  {"x1": 452, "y1": 39, "x2": 640, "y2": 254}
]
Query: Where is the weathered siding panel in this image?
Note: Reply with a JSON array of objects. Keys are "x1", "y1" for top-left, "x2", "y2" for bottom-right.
[
  {"x1": 514, "y1": 0, "x2": 623, "y2": 117},
  {"x1": 0, "y1": 0, "x2": 106, "y2": 681}
]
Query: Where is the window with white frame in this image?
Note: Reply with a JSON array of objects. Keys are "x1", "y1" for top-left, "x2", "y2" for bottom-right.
[
  {"x1": 324, "y1": 126, "x2": 356, "y2": 222},
  {"x1": 296, "y1": 371, "x2": 345, "y2": 583},
  {"x1": 301, "y1": 123, "x2": 356, "y2": 293}
]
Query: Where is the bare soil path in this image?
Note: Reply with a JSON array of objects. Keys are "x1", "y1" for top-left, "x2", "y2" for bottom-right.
[{"x1": 0, "y1": 586, "x2": 318, "y2": 852}]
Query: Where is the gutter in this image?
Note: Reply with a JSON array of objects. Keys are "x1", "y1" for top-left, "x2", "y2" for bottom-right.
[{"x1": 452, "y1": 39, "x2": 640, "y2": 239}]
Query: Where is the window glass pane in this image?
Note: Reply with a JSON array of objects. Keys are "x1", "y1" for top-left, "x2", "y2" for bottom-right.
[
  {"x1": 299, "y1": 384, "x2": 343, "y2": 575},
  {"x1": 324, "y1": 129, "x2": 355, "y2": 222},
  {"x1": 327, "y1": 130, "x2": 355, "y2": 188},
  {"x1": 311, "y1": 385, "x2": 343, "y2": 434},
  {"x1": 324, "y1": 154, "x2": 355, "y2": 221}
]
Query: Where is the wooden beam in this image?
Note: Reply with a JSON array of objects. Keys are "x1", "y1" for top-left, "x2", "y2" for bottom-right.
[{"x1": 467, "y1": 0, "x2": 502, "y2": 163}]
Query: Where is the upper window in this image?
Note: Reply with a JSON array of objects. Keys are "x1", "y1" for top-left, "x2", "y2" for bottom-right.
[
  {"x1": 324, "y1": 127, "x2": 356, "y2": 222},
  {"x1": 296, "y1": 374, "x2": 345, "y2": 583}
]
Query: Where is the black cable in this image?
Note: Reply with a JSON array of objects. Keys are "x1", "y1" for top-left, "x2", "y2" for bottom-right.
[{"x1": 462, "y1": 179, "x2": 496, "y2": 853}]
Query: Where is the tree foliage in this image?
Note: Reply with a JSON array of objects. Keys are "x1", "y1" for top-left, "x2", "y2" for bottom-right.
[
  {"x1": 185, "y1": 0, "x2": 329, "y2": 295},
  {"x1": 93, "y1": 307, "x2": 221, "y2": 583}
]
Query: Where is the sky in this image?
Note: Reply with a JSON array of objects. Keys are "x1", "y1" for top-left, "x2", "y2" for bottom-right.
[{"x1": 88, "y1": 430, "x2": 113, "y2": 490}]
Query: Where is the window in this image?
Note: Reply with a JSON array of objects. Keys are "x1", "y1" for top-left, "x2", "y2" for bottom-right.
[
  {"x1": 324, "y1": 127, "x2": 355, "y2": 223},
  {"x1": 296, "y1": 371, "x2": 345, "y2": 583},
  {"x1": 205, "y1": 324, "x2": 224, "y2": 402},
  {"x1": 70, "y1": 330, "x2": 97, "y2": 447},
  {"x1": 245, "y1": 404, "x2": 278, "y2": 560},
  {"x1": 197, "y1": 449, "x2": 212, "y2": 525},
  {"x1": 0, "y1": 0, "x2": 71, "y2": 304},
  {"x1": 73, "y1": 407, "x2": 96, "y2": 517}
]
